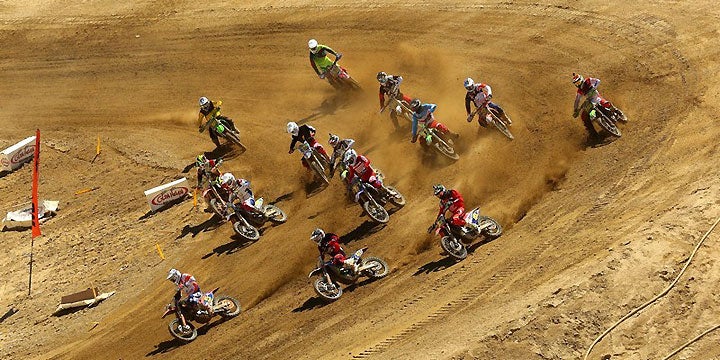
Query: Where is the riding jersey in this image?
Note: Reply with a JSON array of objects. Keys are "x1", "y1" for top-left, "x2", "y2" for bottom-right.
[
  {"x1": 411, "y1": 103, "x2": 437, "y2": 138},
  {"x1": 196, "y1": 159, "x2": 220, "y2": 188},
  {"x1": 574, "y1": 77, "x2": 602, "y2": 111},
  {"x1": 378, "y1": 75, "x2": 403, "y2": 107},
  {"x1": 346, "y1": 155, "x2": 375, "y2": 183},
  {"x1": 465, "y1": 83, "x2": 493, "y2": 113},
  {"x1": 318, "y1": 233, "x2": 345, "y2": 260},
  {"x1": 197, "y1": 101, "x2": 222, "y2": 127},
  {"x1": 330, "y1": 138, "x2": 355, "y2": 166},
  {"x1": 309, "y1": 45, "x2": 339, "y2": 75},
  {"x1": 289, "y1": 124, "x2": 317, "y2": 152}
]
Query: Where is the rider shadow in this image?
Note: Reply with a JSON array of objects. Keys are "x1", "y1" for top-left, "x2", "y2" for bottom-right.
[
  {"x1": 0, "y1": 171, "x2": 10, "y2": 179},
  {"x1": 176, "y1": 216, "x2": 222, "y2": 239},
  {"x1": 305, "y1": 180, "x2": 329, "y2": 198},
  {"x1": 343, "y1": 277, "x2": 379, "y2": 293},
  {"x1": 292, "y1": 296, "x2": 329, "y2": 312},
  {"x1": 206, "y1": 144, "x2": 243, "y2": 161},
  {"x1": 339, "y1": 221, "x2": 385, "y2": 244},
  {"x1": 146, "y1": 338, "x2": 183, "y2": 356},
  {"x1": 296, "y1": 93, "x2": 350, "y2": 125},
  {"x1": 413, "y1": 256, "x2": 459, "y2": 276},
  {"x1": 270, "y1": 192, "x2": 294, "y2": 205},
  {"x1": 591, "y1": 135, "x2": 620, "y2": 148},
  {"x1": 201, "y1": 236, "x2": 256, "y2": 258}
]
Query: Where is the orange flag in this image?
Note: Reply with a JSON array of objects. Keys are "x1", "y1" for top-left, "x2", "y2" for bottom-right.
[{"x1": 31, "y1": 129, "x2": 41, "y2": 238}]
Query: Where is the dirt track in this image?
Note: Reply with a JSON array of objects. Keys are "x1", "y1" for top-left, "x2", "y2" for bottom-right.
[{"x1": 1, "y1": 1, "x2": 720, "y2": 359}]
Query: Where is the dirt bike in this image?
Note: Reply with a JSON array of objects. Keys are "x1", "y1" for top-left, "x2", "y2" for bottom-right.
[
  {"x1": 417, "y1": 124, "x2": 460, "y2": 161},
  {"x1": 206, "y1": 184, "x2": 261, "y2": 241},
  {"x1": 199, "y1": 112, "x2": 247, "y2": 151},
  {"x1": 297, "y1": 140, "x2": 331, "y2": 185},
  {"x1": 347, "y1": 169, "x2": 406, "y2": 224},
  {"x1": 321, "y1": 54, "x2": 361, "y2": 91},
  {"x1": 161, "y1": 288, "x2": 241, "y2": 342},
  {"x1": 428, "y1": 204, "x2": 503, "y2": 261},
  {"x1": 469, "y1": 101, "x2": 514, "y2": 140},
  {"x1": 308, "y1": 247, "x2": 389, "y2": 302}
]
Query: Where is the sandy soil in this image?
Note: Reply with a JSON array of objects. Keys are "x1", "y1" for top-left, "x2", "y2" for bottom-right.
[{"x1": 1, "y1": 1, "x2": 719, "y2": 359}]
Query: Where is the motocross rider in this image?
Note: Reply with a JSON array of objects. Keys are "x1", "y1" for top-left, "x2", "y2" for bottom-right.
[
  {"x1": 219, "y1": 172, "x2": 258, "y2": 217},
  {"x1": 197, "y1": 96, "x2": 238, "y2": 148},
  {"x1": 287, "y1": 122, "x2": 329, "y2": 169},
  {"x1": 328, "y1": 133, "x2": 355, "y2": 177},
  {"x1": 430, "y1": 184, "x2": 472, "y2": 232},
  {"x1": 377, "y1": 71, "x2": 413, "y2": 129},
  {"x1": 410, "y1": 99, "x2": 459, "y2": 144},
  {"x1": 572, "y1": 73, "x2": 626, "y2": 143},
  {"x1": 308, "y1": 39, "x2": 342, "y2": 87},
  {"x1": 342, "y1": 149, "x2": 383, "y2": 193},
  {"x1": 464, "y1": 77, "x2": 512, "y2": 126},
  {"x1": 167, "y1": 268, "x2": 203, "y2": 333},
  {"x1": 311, "y1": 228, "x2": 359, "y2": 273},
  {"x1": 195, "y1": 154, "x2": 222, "y2": 211}
]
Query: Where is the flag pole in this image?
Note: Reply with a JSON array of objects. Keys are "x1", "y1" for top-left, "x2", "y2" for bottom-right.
[{"x1": 29, "y1": 129, "x2": 41, "y2": 296}]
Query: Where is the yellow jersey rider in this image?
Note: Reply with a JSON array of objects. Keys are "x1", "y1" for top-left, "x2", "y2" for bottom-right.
[
  {"x1": 308, "y1": 39, "x2": 343, "y2": 87},
  {"x1": 197, "y1": 96, "x2": 238, "y2": 148}
]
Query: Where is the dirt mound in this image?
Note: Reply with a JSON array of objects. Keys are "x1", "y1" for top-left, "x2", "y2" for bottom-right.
[{"x1": 1, "y1": 1, "x2": 719, "y2": 359}]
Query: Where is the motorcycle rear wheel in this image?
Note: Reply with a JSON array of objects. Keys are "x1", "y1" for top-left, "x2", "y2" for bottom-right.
[
  {"x1": 224, "y1": 130, "x2": 247, "y2": 151},
  {"x1": 214, "y1": 296, "x2": 242, "y2": 318},
  {"x1": 433, "y1": 139, "x2": 460, "y2": 161},
  {"x1": 264, "y1": 205, "x2": 287, "y2": 224},
  {"x1": 384, "y1": 186, "x2": 406, "y2": 207},
  {"x1": 362, "y1": 256, "x2": 389, "y2": 279},
  {"x1": 479, "y1": 216, "x2": 503, "y2": 239},
  {"x1": 231, "y1": 216, "x2": 260, "y2": 241},
  {"x1": 440, "y1": 236, "x2": 468, "y2": 260},
  {"x1": 313, "y1": 277, "x2": 343, "y2": 302},
  {"x1": 363, "y1": 200, "x2": 389, "y2": 224},
  {"x1": 168, "y1": 319, "x2": 198, "y2": 342}
]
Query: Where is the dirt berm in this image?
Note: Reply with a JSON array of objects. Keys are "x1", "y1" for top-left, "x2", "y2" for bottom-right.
[{"x1": 1, "y1": 1, "x2": 719, "y2": 359}]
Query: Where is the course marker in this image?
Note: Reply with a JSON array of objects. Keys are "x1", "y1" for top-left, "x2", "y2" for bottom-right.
[{"x1": 156, "y1": 243, "x2": 165, "y2": 260}]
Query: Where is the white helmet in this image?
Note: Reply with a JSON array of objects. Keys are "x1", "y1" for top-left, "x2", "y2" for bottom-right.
[
  {"x1": 199, "y1": 96, "x2": 210, "y2": 109},
  {"x1": 308, "y1": 39, "x2": 319, "y2": 54},
  {"x1": 286, "y1": 122, "x2": 299, "y2": 136},
  {"x1": 464, "y1": 78, "x2": 475, "y2": 91},
  {"x1": 310, "y1": 228, "x2": 325, "y2": 244},
  {"x1": 220, "y1": 172, "x2": 236, "y2": 187},
  {"x1": 167, "y1": 268, "x2": 181, "y2": 283},
  {"x1": 343, "y1": 149, "x2": 358, "y2": 165}
]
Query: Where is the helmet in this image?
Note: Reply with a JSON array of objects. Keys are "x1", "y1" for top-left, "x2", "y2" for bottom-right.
[
  {"x1": 308, "y1": 39, "x2": 319, "y2": 54},
  {"x1": 377, "y1": 71, "x2": 388, "y2": 84},
  {"x1": 196, "y1": 154, "x2": 207, "y2": 168},
  {"x1": 432, "y1": 184, "x2": 446, "y2": 198},
  {"x1": 464, "y1": 77, "x2": 475, "y2": 91},
  {"x1": 199, "y1": 96, "x2": 210, "y2": 109},
  {"x1": 343, "y1": 149, "x2": 357, "y2": 165},
  {"x1": 310, "y1": 228, "x2": 325, "y2": 244},
  {"x1": 286, "y1": 122, "x2": 299, "y2": 136},
  {"x1": 410, "y1": 98, "x2": 422, "y2": 112},
  {"x1": 572, "y1": 73, "x2": 584, "y2": 87},
  {"x1": 167, "y1": 268, "x2": 181, "y2": 283},
  {"x1": 328, "y1": 133, "x2": 340, "y2": 147},
  {"x1": 220, "y1": 172, "x2": 236, "y2": 187}
]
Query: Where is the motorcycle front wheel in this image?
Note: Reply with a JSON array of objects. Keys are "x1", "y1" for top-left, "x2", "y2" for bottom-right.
[
  {"x1": 313, "y1": 277, "x2": 343, "y2": 302},
  {"x1": 223, "y1": 130, "x2": 247, "y2": 151},
  {"x1": 264, "y1": 205, "x2": 287, "y2": 224},
  {"x1": 310, "y1": 158, "x2": 330, "y2": 185},
  {"x1": 432, "y1": 137, "x2": 460, "y2": 161},
  {"x1": 231, "y1": 216, "x2": 261, "y2": 241},
  {"x1": 363, "y1": 200, "x2": 389, "y2": 224},
  {"x1": 168, "y1": 319, "x2": 198, "y2": 342},
  {"x1": 214, "y1": 296, "x2": 242, "y2": 318},
  {"x1": 209, "y1": 198, "x2": 227, "y2": 220},
  {"x1": 440, "y1": 236, "x2": 468, "y2": 260},
  {"x1": 596, "y1": 113, "x2": 622, "y2": 137},
  {"x1": 362, "y1": 256, "x2": 390, "y2": 279}
]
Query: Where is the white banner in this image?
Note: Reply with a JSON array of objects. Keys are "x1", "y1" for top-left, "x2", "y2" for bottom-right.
[
  {"x1": 143, "y1": 178, "x2": 190, "y2": 212},
  {"x1": 1, "y1": 136, "x2": 36, "y2": 172},
  {"x1": 1, "y1": 200, "x2": 60, "y2": 231}
]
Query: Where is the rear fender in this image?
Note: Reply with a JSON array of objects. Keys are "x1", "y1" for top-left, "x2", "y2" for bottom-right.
[{"x1": 308, "y1": 268, "x2": 323, "y2": 278}]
